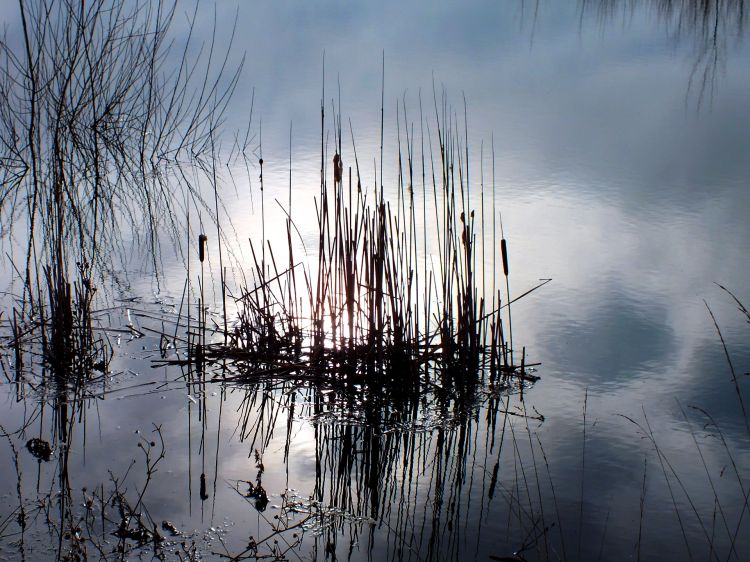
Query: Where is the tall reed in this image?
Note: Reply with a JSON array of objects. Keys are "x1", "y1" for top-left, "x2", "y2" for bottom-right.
[{"x1": 212, "y1": 86, "x2": 545, "y2": 394}]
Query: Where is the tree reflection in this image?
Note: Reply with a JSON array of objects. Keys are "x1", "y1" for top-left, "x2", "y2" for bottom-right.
[{"x1": 580, "y1": 0, "x2": 747, "y2": 107}]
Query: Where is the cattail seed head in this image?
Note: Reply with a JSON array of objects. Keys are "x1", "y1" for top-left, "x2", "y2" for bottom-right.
[
  {"x1": 501, "y1": 238, "x2": 509, "y2": 277},
  {"x1": 333, "y1": 153, "x2": 342, "y2": 184},
  {"x1": 198, "y1": 234, "x2": 207, "y2": 262}
]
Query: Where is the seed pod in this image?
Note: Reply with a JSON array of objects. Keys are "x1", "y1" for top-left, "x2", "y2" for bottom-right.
[
  {"x1": 333, "y1": 153, "x2": 342, "y2": 184},
  {"x1": 501, "y1": 238, "x2": 509, "y2": 277},
  {"x1": 198, "y1": 234, "x2": 207, "y2": 262}
]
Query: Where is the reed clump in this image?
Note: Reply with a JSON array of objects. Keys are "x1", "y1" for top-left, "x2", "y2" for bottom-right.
[
  {"x1": 0, "y1": 0, "x2": 242, "y2": 382},
  {"x1": 192, "y1": 94, "x2": 546, "y2": 396}
]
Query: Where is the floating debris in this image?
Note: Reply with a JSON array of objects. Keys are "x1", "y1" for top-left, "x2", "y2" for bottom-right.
[
  {"x1": 161, "y1": 520, "x2": 181, "y2": 536},
  {"x1": 26, "y1": 438, "x2": 53, "y2": 461}
]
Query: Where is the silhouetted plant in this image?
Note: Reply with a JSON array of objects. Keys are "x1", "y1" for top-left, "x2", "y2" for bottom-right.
[{"x1": 0, "y1": 0, "x2": 243, "y2": 379}]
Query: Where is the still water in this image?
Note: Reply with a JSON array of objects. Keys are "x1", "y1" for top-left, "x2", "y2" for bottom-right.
[{"x1": 1, "y1": 1, "x2": 749, "y2": 560}]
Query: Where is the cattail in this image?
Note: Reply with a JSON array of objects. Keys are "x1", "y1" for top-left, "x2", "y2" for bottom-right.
[
  {"x1": 501, "y1": 238, "x2": 509, "y2": 277},
  {"x1": 198, "y1": 234, "x2": 207, "y2": 262},
  {"x1": 333, "y1": 153, "x2": 342, "y2": 185}
]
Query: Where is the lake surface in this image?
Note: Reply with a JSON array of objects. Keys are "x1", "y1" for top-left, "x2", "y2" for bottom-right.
[{"x1": 1, "y1": 1, "x2": 749, "y2": 560}]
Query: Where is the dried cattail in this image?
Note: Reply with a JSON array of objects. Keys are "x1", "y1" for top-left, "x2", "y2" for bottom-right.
[
  {"x1": 501, "y1": 238, "x2": 509, "y2": 277},
  {"x1": 333, "y1": 153, "x2": 342, "y2": 184},
  {"x1": 198, "y1": 234, "x2": 207, "y2": 262}
]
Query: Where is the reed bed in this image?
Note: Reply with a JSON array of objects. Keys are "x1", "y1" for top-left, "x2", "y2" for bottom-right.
[{"x1": 189, "y1": 90, "x2": 547, "y2": 399}]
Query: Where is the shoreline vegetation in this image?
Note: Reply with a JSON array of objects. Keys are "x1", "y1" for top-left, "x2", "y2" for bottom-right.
[
  {"x1": 0, "y1": 0, "x2": 245, "y2": 384},
  {"x1": 0, "y1": 1, "x2": 747, "y2": 561}
]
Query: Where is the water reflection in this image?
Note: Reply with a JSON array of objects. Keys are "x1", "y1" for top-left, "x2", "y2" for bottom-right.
[
  {"x1": 2, "y1": 344, "x2": 748, "y2": 561},
  {"x1": 541, "y1": 288, "x2": 676, "y2": 386},
  {"x1": 582, "y1": 0, "x2": 746, "y2": 106},
  {"x1": 0, "y1": 330, "x2": 546, "y2": 560},
  {"x1": 200, "y1": 357, "x2": 554, "y2": 561}
]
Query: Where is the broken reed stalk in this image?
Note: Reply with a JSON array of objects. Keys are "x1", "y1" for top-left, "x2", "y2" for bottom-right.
[
  {"x1": 705, "y1": 300, "x2": 750, "y2": 439},
  {"x1": 12, "y1": 309, "x2": 23, "y2": 373},
  {"x1": 501, "y1": 220, "x2": 513, "y2": 367},
  {"x1": 211, "y1": 138, "x2": 229, "y2": 344},
  {"x1": 577, "y1": 387, "x2": 588, "y2": 562},
  {"x1": 196, "y1": 233, "x2": 207, "y2": 374}
]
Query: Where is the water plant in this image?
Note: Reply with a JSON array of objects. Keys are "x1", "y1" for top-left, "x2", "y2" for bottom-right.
[
  {"x1": 0, "y1": 0, "x2": 243, "y2": 380},
  {"x1": 188, "y1": 80, "x2": 549, "y2": 402}
]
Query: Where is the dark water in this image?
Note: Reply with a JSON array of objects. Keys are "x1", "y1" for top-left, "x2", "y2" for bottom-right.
[{"x1": 1, "y1": 1, "x2": 749, "y2": 560}]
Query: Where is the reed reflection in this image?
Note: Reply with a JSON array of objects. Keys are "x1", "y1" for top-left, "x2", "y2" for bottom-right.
[{"x1": 221, "y1": 351, "x2": 546, "y2": 562}]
